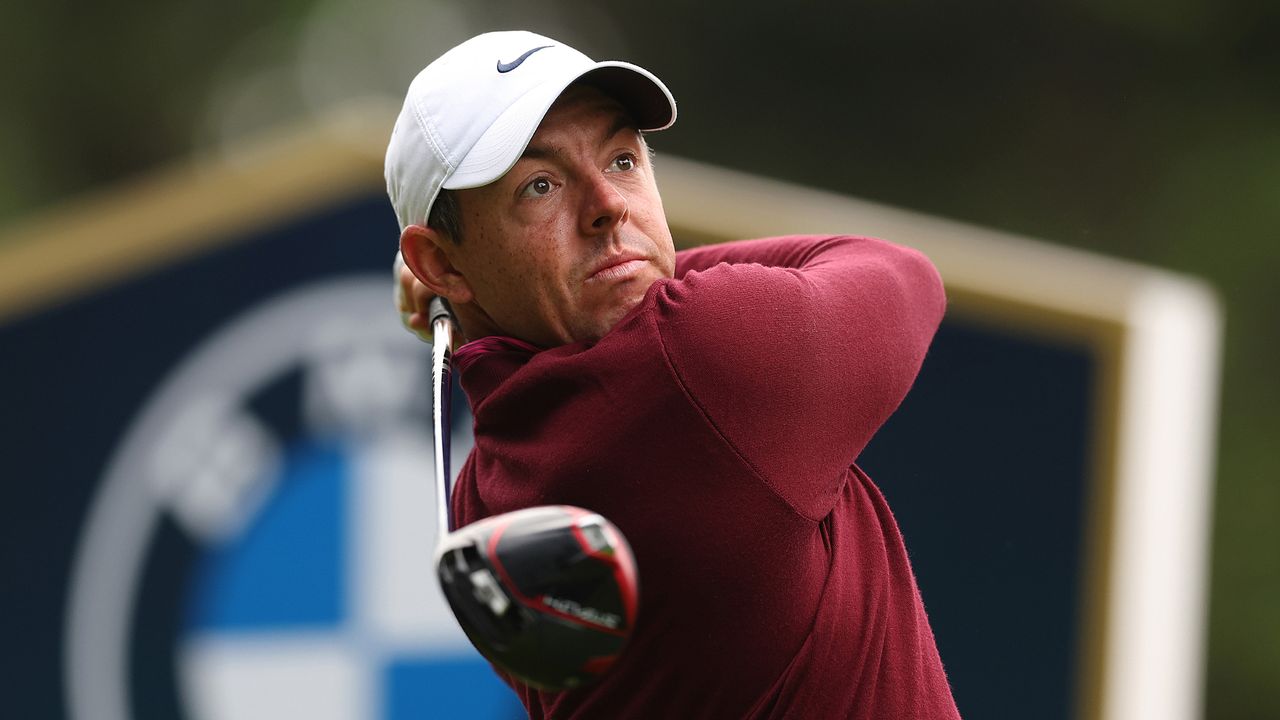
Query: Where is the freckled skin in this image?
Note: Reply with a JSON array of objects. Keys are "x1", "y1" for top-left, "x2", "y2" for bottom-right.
[{"x1": 439, "y1": 86, "x2": 676, "y2": 348}]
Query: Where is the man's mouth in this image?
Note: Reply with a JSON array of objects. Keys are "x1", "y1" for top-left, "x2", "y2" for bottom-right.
[{"x1": 586, "y1": 257, "x2": 647, "y2": 283}]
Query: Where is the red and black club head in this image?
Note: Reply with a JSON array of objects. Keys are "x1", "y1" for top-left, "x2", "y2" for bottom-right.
[{"x1": 434, "y1": 505, "x2": 639, "y2": 691}]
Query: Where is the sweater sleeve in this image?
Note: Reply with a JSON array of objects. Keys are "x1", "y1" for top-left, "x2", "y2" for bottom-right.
[{"x1": 654, "y1": 235, "x2": 945, "y2": 521}]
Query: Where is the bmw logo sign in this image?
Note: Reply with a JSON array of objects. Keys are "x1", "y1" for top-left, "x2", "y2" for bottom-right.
[{"x1": 64, "y1": 277, "x2": 524, "y2": 719}]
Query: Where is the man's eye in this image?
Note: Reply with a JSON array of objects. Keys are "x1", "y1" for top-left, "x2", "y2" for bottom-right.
[
  {"x1": 521, "y1": 177, "x2": 553, "y2": 197},
  {"x1": 609, "y1": 154, "x2": 636, "y2": 172}
]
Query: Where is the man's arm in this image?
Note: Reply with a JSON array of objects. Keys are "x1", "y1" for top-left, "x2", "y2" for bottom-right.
[
  {"x1": 654, "y1": 235, "x2": 945, "y2": 521},
  {"x1": 672, "y1": 234, "x2": 869, "y2": 280}
]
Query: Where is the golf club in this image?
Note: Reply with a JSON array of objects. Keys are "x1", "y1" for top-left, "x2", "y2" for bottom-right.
[{"x1": 426, "y1": 297, "x2": 640, "y2": 690}]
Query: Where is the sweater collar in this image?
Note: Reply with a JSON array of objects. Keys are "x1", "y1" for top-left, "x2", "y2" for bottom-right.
[{"x1": 454, "y1": 335, "x2": 543, "y2": 408}]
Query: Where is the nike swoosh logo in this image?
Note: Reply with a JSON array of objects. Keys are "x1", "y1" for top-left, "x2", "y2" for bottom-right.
[{"x1": 496, "y1": 45, "x2": 553, "y2": 73}]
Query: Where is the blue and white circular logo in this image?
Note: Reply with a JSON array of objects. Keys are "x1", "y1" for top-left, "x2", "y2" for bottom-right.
[{"x1": 64, "y1": 277, "x2": 524, "y2": 719}]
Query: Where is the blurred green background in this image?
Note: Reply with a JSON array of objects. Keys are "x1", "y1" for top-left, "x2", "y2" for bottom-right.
[{"x1": 1, "y1": 0, "x2": 1275, "y2": 717}]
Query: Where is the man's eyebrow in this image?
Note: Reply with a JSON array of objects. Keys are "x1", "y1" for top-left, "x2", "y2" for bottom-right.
[
  {"x1": 520, "y1": 144, "x2": 556, "y2": 161},
  {"x1": 519, "y1": 113, "x2": 640, "y2": 161},
  {"x1": 603, "y1": 113, "x2": 640, "y2": 144}
]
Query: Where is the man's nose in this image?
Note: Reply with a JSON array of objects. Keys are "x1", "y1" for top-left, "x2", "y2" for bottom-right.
[{"x1": 580, "y1": 173, "x2": 628, "y2": 236}]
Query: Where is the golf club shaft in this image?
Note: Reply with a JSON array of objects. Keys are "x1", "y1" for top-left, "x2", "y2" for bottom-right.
[{"x1": 430, "y1": 297, "x2": 455, "y2": 541}]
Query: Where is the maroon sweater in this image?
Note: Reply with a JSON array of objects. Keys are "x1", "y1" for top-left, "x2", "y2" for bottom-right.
[{"x1": 452, "y1": 235, "x2": 960, "y2": 719}]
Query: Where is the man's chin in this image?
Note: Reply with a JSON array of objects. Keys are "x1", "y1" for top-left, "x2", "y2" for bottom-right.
[
  {"x1": 616, "y1": 283, "x2": 661, "y2": 328},
  {"x1": 576, "y1": 294, "x2": 643, "y2": 344},
  {"x1": 573, "y1": 269, "x2": 665, "y2": 343}
]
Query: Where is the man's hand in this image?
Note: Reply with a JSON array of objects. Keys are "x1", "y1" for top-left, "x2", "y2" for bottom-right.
[{"x1": 394, "y1": 250, "x2": 436, "y2": 343}]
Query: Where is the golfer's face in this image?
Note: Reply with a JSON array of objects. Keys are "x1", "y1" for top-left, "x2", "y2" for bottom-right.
[{"x1": 447, "y1": 85, "x2": 676, "y2": 347}]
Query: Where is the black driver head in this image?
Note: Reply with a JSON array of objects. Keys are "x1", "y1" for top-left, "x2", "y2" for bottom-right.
[{"x1": 434, "y1": 505, "x2": 639, "y2": 690}]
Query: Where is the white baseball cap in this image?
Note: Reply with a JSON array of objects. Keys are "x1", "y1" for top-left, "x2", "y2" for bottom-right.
[{"x1": 384, "y1": 30, "x2": 677, "y2": 233}]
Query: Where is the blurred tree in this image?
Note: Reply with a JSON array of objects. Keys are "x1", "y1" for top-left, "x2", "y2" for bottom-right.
[{"x1": 0, "y1": 0, "x2": 311, "y2": 219}]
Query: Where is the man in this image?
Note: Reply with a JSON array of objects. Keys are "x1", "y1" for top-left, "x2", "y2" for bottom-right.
[{"x1": 387, "y1": 30, "x2": 961, "y2": 719}]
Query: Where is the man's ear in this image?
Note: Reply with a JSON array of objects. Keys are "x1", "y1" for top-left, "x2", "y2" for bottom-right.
[{"x1": 399, "y1": 225, "x2": 474, "y2": 304}]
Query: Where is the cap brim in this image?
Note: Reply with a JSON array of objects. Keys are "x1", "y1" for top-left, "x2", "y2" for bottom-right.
[
  {"x1": 579, "y1": 61, "x2": 677, "y2": 132},
  {"x1": 444, "y1": 61, "x2": 676, "y2": 190}
]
